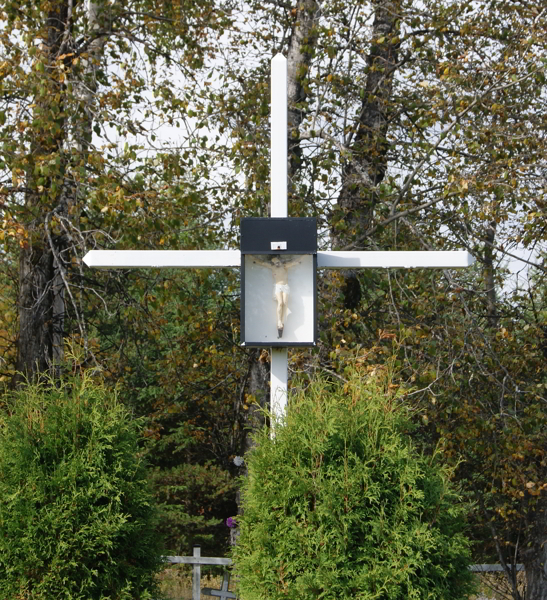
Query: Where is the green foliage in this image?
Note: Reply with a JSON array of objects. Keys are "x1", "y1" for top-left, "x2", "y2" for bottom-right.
[
  {"x1": 150, "y1": 462, "x2": 238, "y2": 556},
  {"x1": 0, "y1": 374, "x2": 163, "y2": 600},
  {"x1": 234, "y1": 369, "x2": 475, "y2": 600}
]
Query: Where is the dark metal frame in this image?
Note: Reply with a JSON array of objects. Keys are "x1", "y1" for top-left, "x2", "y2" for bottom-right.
[{"x1": 240, "y1": 217, "x2": 317, "y2": 347}]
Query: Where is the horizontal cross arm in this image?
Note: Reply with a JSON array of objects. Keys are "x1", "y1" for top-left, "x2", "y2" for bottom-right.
[
  {"x1": 201, "y1": 587, "x2": 236, "y2": 599},
  {"x1": 83, "y1": 250, "x2": 241, "y2": 269},
  {"x1": 468, "y1": 564, "x2": 524, "y2": 572},
  {"x1": 164, "y1": 556, "x2": 233, "y2": 565},
  {"x1": 83, "y1": 249, "x2": 474, "y2": 270},
  {"x1": 317, "y1": 250, "x2": 474, "y2": 269}
]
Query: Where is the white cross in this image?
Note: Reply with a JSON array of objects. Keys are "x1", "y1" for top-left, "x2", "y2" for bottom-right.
[
  {"x1": 84, "y1": 54, "x2": 474, "y2": 427},
  {"x1": 202, "y1": 572, "x2": 236, "y2": 600}
]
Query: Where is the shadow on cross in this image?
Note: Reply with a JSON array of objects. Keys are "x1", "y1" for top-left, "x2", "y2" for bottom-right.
[
  {"x1": 202, "y1": 572, "x2": 236, "y2": 600},
  {"x1": 163, "y1": 549, "x2": 237, "y2": 600}
]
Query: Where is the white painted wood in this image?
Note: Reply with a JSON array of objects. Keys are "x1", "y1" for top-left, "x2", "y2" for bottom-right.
[
  {"x1": 163, "y1": 556, "x2": 232, "y2": 566},
  {"x1": 201, "y1": 588, "x2": 236, "y2": 599},
  {"x1": 202, "y1": 573, "x2": 236, "y2": 600},
  {"x1": 469, "y1": 564, "x2": 524, "y2": 572},
  {"x1": 317, "y1": 250, "x2": 475, "y2": 269},
  {"x1": 83, "y1": 249, "x2": 473, "y2": 271},
  {"x1": 164, "y1": 555, "x2": 516, "y2": 572},
  {"x1": 271, "y1": 347, "x2": 288, "y2": 435},
  {"x1": 271, "y1": 54, "x2": 288, "y2": 218},
  {"x1": 164, "y1": 556, "x2": 233, "y2": 565},
  {"x1": 193, "y1": 546, "x2": 201, "y2": 600},
  {"x1": 82, "y1": 250, "x2": 241, "y2": 269},
  {"x1": 269, "y1": 54, "x2": 289, "y2": 430}
]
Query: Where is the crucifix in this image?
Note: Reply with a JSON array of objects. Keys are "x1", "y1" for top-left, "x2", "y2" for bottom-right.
[{"x1": 83, "y1": 54, "x2": 474, "y2": 428}]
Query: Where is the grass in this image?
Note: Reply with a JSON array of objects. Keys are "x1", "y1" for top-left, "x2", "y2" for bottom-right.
[
  {"x1": 471, "y1": 570, "x2": 526, "y2": 600},
  {"x1": 157, "y1": 564, "x2": 237, "y2": 600},
  {"x1": 157, "y1": 565, "x2": 526, "y2": 600}
]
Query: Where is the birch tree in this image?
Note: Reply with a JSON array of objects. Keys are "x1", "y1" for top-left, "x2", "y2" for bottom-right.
[
  {"x1": 0, "y1": 0, "x2": 230, "y2": 381},
  {"x1": 13, "y1": 1, "x2": 106, "y2": 379}
]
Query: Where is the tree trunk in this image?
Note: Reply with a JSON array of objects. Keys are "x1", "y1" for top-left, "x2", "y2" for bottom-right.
[
  {"x1": 15, "y1": 1, "x2": 69, "y2": 380},
  {"x1": 16, "y1": 244, "x2": 56, "y2": 378},
  {"x1": 241, "y1": 349, "x2": 270, "y2": 456},
  {"x1": 525, "y1": 544, "x2": 547, "y2": 600},
  {"x1": 15, "y1": 0, "x2": 105, "y2": 381},
  {"x1": 523, "y1": 495, "x2": 547, "y2": 600},
  {"x1": 484, "y1": 221, "x2": 498, "y2": 328},
  {"x1": 235, "y1": 348, "x2": 269, "y2": 530},
  {"x1": 332, "y1": 0, "x2": 400, "y2": 309},
  {"x1": 287, "y1": 0, "x2": 319, "y2": 184}
]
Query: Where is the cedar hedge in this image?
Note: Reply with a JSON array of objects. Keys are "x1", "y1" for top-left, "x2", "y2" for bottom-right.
[
  {"x1": 0, "y1": 374, "x2": 163, "y2": 600},
  {"x1": 234, "y1": 369, "x2": 476, "y2": 600}
]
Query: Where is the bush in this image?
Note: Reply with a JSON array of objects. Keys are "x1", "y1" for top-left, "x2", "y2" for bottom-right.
[
  {"x1": 0, "y1": 374, "x2": 163, "y2": 600},
  {"x1": 234, "y1": 369, "x2": 476, "y2": 600}
]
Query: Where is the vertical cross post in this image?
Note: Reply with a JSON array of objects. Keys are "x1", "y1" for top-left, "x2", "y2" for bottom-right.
[
  {"x1": 193, "y1": 545, "x2": 201, "y2": 600},
  {"x1": 269, "y1": 54, "x2": 289, "y2": 430},
  {"x1": 271, "y1": 54, "x2": 288, "y2": 219}
]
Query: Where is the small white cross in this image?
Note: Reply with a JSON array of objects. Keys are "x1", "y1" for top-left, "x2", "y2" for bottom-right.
[
  {"x1": 84, "y1": 54, "x2": 474, "y2": 427},
  {"x1": 202, "y1": 572, "x2": 236, "y2": 600}
]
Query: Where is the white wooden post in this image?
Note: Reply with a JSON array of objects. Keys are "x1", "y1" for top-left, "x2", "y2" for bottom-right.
[
  {"x1": 164, "y1": 553, "x2": 234, "y2": 600},
  {"x1": 202, "y1": 573, "x2": 236, "y2": 599},
  {"x1": 270, "y1": 54, "x2": 288, "y2": 219},
  {"x1": 316, "y1": 250, "x2": 474, "y2": 269},
  {"x1": 82, "y1": 250, "x2": 241, "y2": 269},
  {"x1": 193, "y1": 545, "x2": 201, "y2": 600},
  {"x1": 163, "y1": 552, "x2": 520, "y2": 599},
  {"x1": 271, "y1": 348, "x2": 288, "y2": 431},
  {"x1": 269, "y1": 54, "x2": 289, "y2": 432}
]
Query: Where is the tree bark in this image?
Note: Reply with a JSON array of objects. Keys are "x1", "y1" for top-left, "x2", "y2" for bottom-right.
[
  {"x1": 523, "y1": 495, "x2": 547, "y2": 600},
  {"x1": 241, "y1": 349, "x2": 270, "y2": 456},
  {"x1": 287, "y1": 0, "x2": 319, "y2": 184},
  {"x1": 16, "y1": 1, "x2": 70, "y2": 381},
  {"x1": 17, "y1": 244, "x2": 56, "y2": 378},
  {"x1": 235, "y1": 348, "x2": 269, "y2": 528},
  {"x1": 332, "y1": 0, "x2": 400, "y2": 309},
  {"x1": 484, "y1": 221, "x2": 498, "y2": 328},
  {"x1": 525, "y1": 544, "x2": 547, "y2": 600},
  {"x1": 15, "y1": 0, "x2": 105, "y2": 381}
]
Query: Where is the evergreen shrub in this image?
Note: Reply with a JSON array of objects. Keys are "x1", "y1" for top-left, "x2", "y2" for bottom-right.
[
  {"x1": 234, "y1": 369, "x2": 476, "y2": 600},
  {"x1": 0, "y1": 374, "x2": 163, "y2": 600}
]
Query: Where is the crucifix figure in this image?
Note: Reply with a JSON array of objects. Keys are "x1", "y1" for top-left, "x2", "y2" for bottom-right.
[
  {"x1": 83, "y1": 53, "x2": 474, "y2": 431},
  {"x1": 252, "y1": 255, "x2": 302, "y2": 337}
]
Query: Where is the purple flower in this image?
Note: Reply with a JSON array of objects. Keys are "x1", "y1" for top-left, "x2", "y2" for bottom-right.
[{"x1": 226, "y1": 517, "x2": 237, "y2": 528}]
